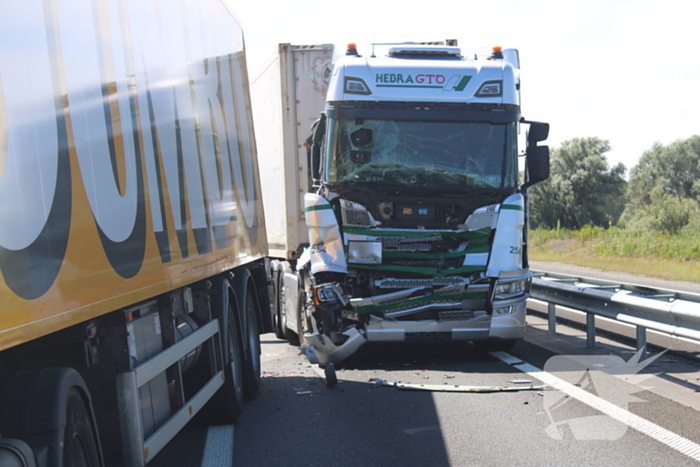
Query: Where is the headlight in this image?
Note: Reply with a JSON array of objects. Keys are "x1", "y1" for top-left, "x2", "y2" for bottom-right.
[
  {"x1": 313, "y1": 283, "x2": 348, "y2": 306},
  {"x1": 465, "y1": 204, "x2": 499, "y2": 230},
  {"x1": 344, "y1": 77, "x2": 372, "y2": 95},
  {"x1": 341, "y1": 199, "x2": 377, "y2": 227},
  {"x1": 347, "y1": 240, "x2": 382, "y2": 265},
  {"x1": 475, "y1": 80, "x2": 502, "y2": 97},
  {"x1": 493, "y1": 278, "x2": 528, "y2": 300}
]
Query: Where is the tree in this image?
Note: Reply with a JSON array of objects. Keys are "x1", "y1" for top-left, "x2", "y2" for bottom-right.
[
  {"x1": 529, "y1": 137, "x2": 627, "y2": 229},
  {"x1": 621, "y1": 135, "x2": 700, "y2": 233}
]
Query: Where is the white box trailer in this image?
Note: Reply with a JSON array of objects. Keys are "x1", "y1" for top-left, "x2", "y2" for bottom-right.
[{"x1": 251, "y1": 44, "x2": 334, "y2": 260}]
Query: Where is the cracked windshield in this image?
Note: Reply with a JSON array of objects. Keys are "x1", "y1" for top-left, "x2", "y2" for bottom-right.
[{"x1": 330, "y1": 119, "x2": 516, "y2": 188}]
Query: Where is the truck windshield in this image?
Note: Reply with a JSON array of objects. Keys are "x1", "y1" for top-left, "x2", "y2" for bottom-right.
[{"x1": 327, "y1": 118, "x2": 517, "y2": 189}]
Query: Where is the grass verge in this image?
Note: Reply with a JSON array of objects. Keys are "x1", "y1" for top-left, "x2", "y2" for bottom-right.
[{"x1": 529, "y1": 252, "x2": 700, "y2": 283}]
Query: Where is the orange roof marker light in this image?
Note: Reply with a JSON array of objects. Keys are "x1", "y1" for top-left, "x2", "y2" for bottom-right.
[
  {"x1": 492, "y1": 46, "x2": 504, "y2": 59},
  {"x1": 346, "y1": 43, "x2": 360, "y2": 56}
]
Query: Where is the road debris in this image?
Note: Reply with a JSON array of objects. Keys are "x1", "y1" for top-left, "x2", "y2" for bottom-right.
[
  {"x1": 510, "y1": 379, "x2": 533, "y2": 384},
  {"x1": 371, "y1": 378, "x2": 549, "y2": 393}
]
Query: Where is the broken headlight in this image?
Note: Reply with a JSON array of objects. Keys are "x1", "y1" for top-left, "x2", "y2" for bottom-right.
[
  {"x1": 465, "y1": 204, "x2": 499, "y2": 230},
  {"x1": 347, "y1": 240, "x2": 382, "y2": 265},
  {"x1": 313, "y1": 283, "x2": 348, "y2": 306}
]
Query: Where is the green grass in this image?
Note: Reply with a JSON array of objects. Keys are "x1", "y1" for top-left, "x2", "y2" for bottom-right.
[{"x1": 529, "y1": 226, "x2": 700, "y2": 282}]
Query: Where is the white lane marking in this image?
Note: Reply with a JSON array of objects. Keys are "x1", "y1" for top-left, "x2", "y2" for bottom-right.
[
  {"x1": 201, "y1": 425, "x2": 234, "y2": 467},
  {"x1": 491, "y1": 351, "x2": 700, "y2": 462}
]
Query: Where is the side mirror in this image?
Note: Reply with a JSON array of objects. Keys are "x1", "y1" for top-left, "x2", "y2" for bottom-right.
[
  {"x1": 526, "y1": 121, "x2": 549, "y2": 144},
  {"x1": 311, "y1": 113, "x2": 326, "y2": 182},
  {"x1": 523, "y1": 145, "x2": 549, "y2": 188}
]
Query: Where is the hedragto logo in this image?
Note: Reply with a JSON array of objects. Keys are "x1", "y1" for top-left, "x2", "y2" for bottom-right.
[{"x1": 375, "y1": 73, "x2": 471, "y2": 91}]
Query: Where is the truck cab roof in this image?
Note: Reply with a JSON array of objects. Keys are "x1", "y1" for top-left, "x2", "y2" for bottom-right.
[{"x1": 327, "y1": 45, "x2": 520, "y2": 106}]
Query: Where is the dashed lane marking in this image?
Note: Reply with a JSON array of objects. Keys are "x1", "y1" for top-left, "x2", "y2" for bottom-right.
[{"x1": 201, "y1": 425, "x2": 234, "y2": 467}]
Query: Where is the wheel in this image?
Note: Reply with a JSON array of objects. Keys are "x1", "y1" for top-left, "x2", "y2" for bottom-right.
[
  {"x1": 295, "y1": 285, "x2": 308, "y2": 347},
  {"x1": 200, "y1": 295, "x2": 245, "y2": 425},
  {"x1": 242, "y1": 288, "x2": 262, "y2": 399},
  {"x1": 474, "y1": 339, "x2": 517, "y2": 353},
  {"x1": 279, "y1": 272, "x2": 299, "y2": 343},
  {"x1": 324, "y1": 363, "x2": 338, "y2": 388},
  {"x1": 63, "y1": 388, "x2": 101, "y2": 467},
  {"x1": 272, "y1": 269, "x2": 285, "y2": 339},
  {"x1": 218, "y1": 303, "x2": 245, "y2": 422},
  {"x1": 0, "y1": 368, "x2": 103, "y2": 467}
]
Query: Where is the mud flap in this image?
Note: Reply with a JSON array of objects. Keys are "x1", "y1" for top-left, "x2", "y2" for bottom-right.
[{"x1": 304, "y1": 327, "x2": 367, "y2": 367}]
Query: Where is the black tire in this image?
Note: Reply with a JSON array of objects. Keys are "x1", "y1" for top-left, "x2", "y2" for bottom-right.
[
  {"x1": 0, "y1": 368, "x2": 103, "y2": 467},
  {"x1": 295, "y1": 286, "x2": 308, "y2": 347},
  {"x1": 200, "y1": 298, "x2": 245, "y2": 425},
  {"x1": 63, "y1": 388, "x2": 101, "y2": 467},
  {"x1": 273, "y1": 269, "x2": 285, "y2": 339},
  {"x1": 219, "y1": 304, "x2": 245, "y2": 422},
  {"x1": 242, "y1": 288, "x2": 262, "y2": 400},
  {"x1": 474, "y1": 339, "x2": 517, "y2": 353}
]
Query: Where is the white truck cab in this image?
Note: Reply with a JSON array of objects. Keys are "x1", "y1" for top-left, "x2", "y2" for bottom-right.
[{"x1": 259, "y1": 42, "x2": 550, "y2": 376}]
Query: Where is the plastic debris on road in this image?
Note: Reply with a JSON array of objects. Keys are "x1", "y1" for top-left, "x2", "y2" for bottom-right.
[{"x1": 371, "y1": 378, "x2": 549, "y2": 393}]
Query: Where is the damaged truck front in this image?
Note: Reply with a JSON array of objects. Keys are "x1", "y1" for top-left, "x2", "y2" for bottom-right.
[{"x1": 257, "y1": 42, "x2": 549, "y2": 372}]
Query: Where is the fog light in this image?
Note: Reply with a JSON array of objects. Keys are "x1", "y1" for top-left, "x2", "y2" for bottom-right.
[{"x1": 493, "y1": 306, "x2": 515, "y2": 316}]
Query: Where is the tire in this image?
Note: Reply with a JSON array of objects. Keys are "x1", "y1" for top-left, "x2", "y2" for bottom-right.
[
  {"x1": 216, "y1": 304, "x2": 245, "y2": 423},
  {"x1": 273, "y1": 270, "x2": 285, "y2": 339},
  {"x1": 242, "y1": 288, "x2": 262, "y2": 400},
  {"x1": 295, "y1": 286, "x2": 308, "y2": 347},
  {"x1": 63, "y1": 388, "x2": 101, "y2": 467},
  {"x1": 279, "y1": 271, "x2": 299, "y2": 343},
  {"x1": 474, "y1": 339, "x2": 517, "y2": 353},
  {"x1": 0, "y1": 368, "x2": 103, "y2": 467},
  {"x1": 200, "y1": 288, "x2": 245, "y2": 425}
]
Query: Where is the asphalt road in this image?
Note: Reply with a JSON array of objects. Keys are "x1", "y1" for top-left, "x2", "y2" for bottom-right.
[{"x1": 152, "y1": 326, "x2": 700, "y2": 466}]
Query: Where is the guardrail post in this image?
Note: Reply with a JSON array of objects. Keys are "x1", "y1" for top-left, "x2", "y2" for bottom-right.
[
  {"x1": 548, "y1": 303, "x2": 556, "y2": 336},
  {"x1": 586, "y1": 312, "x2": 596, "y2": 349},
  {"x1": 636, "y1": 326, "x2": 647, "y2": 360}
]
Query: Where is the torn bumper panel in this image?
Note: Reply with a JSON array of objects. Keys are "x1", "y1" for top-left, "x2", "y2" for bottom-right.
[{"x1": 304, "y1": 327, "x2": 367, "y2": 367}]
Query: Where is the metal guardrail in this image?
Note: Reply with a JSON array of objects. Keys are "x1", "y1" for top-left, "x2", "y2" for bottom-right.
[{"x1": 529, "y1": 270, "x2": 700, "y2": 356}]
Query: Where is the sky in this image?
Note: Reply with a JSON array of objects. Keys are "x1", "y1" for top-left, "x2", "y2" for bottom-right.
[{"x1": 233, "y1": 0, "x2": 699, "y2": 173}]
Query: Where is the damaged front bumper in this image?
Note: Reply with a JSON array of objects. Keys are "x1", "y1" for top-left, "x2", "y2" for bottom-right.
[{"x1": 304, "y1": 327, "x2": 367, "y2": 367}]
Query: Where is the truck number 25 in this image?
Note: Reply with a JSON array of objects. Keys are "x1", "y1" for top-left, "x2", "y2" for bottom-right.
[{"x1": 509, "y1": 246, "x2": 521, "y2": 255}]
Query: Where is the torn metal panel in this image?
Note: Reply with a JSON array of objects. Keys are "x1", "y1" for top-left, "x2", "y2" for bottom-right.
[{"x1": 371, "y1": 378, "x2": 549, "y2": 393}]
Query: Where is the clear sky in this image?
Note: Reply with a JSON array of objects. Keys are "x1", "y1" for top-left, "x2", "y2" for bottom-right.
[{"x1": 233, "y1": 0, "x2": 699, "y2": 173}]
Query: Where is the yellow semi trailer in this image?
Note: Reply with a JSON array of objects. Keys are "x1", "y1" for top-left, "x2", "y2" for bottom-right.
[{"x1": 0, "y1": 1, "x2": 271, "y2": 465}]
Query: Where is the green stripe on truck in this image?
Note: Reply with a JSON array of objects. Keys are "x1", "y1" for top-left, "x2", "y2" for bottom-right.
[
  {"x1": 342, "y1": 226, "x2": 491, "y2": 240},
  {"x1": 500, "y1": 204, "x2": 523, "y2": 211},
  {"x1": 304, "y1": 204, "x2": 333, "y2": 212}
]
